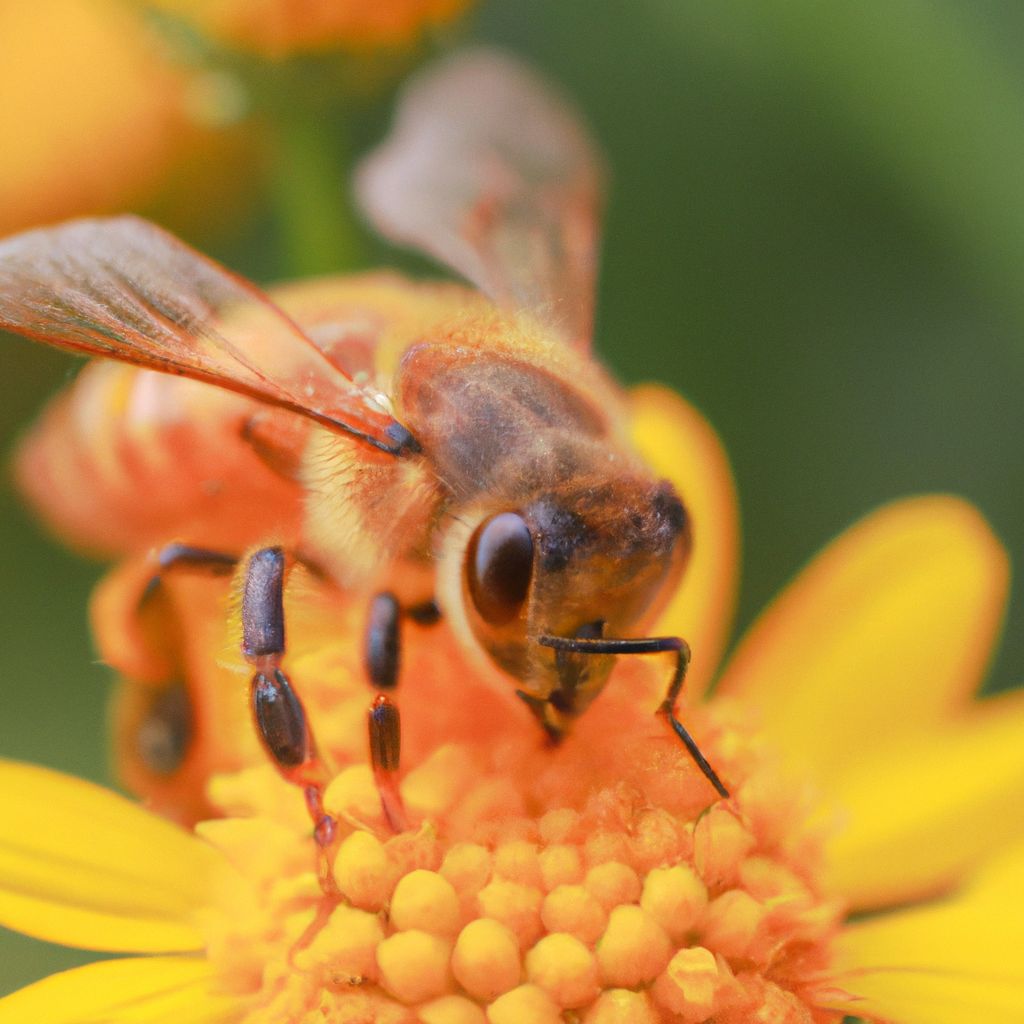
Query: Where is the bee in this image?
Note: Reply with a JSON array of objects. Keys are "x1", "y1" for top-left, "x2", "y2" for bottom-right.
[{"x1": 1, "y1": 50, "x2": 728, "y2": 844}]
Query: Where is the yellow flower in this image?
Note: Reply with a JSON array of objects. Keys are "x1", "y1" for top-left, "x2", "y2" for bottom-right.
[
  {"x1": 146, "y1": 0, "x2": 475, "y2": 57},
  {"x1": 1, "y1": 390, "x2": 1022, "y2": 1023},
  {"x1": 0, "y1": 0, "x2": 183, "y2": 235}
]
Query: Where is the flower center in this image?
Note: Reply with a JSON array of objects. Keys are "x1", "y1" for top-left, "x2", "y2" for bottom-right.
[{"x1": 196, "y1": 642, "x2": 844, "y2": 1023}]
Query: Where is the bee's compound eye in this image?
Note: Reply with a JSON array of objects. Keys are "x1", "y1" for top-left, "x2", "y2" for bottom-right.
[
  {"x1": 136, "y1": 680, "x2": 193, "y2": 776},
  {"x1": 467, "y1": 512, "x2": 534, "y2": 625}
]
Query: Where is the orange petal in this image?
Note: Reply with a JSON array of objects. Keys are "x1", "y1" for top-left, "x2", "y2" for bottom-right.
[
  {"x1": 0, "y1": 955, "x2": 241, "y2": 1024},
  {"x1": 825, "y1": 842, "x2": 1024, "y2": 1024},
  {"x1": 824, "y1": 689, "x2": 1024, "y2": 908},
  {"x1": 147, "y1": 0, "x2": 473, "y2": 55},
  {"x1": 717, "y1": 496, "x2": 1007, "y2": 780},
  {"x1": 629, "y1": 385, "x2": 739, "y2": 699},
  {"x1": 0, "y1": 760, "x2": 224, "y2": 952}
]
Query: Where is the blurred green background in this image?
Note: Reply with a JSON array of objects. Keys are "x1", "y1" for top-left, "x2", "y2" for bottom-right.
[{"x1": 2, "y1": 0, "x2": 1023, "y2": 998}]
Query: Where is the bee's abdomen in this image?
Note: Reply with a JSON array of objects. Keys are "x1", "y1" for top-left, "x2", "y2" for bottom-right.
[{"x1": 15, "y1": 361, "x2": 306, "y2": 556}]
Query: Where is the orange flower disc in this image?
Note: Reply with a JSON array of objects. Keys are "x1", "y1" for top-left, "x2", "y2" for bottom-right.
[{"x1": 193, "y1": 622, "x2": 843, "y2": 1022}]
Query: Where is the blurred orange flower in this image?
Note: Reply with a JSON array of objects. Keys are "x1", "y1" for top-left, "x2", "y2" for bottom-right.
[
  {"x1": 146, "y1": 0, "x2": 475, "y2": 57},
  {"x1": 0, "y1": 1, "x2": 183, "y2": 235}
]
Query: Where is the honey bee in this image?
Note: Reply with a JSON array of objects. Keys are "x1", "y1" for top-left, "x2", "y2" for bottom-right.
[{"x1": 1, "y1": 50, "x2": 728, "y2": 843}]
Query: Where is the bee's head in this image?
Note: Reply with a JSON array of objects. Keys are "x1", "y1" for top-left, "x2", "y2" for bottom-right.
[{"x1": 446, "y1": 476, "x2": 690, "y2": 732}]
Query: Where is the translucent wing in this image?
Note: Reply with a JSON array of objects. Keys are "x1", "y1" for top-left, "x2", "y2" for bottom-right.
[
  {"x1": 356, "y1": 48, "x2": 605, "y2": 353},
  {"x1": 0, "y1": 216, "x2": 415, "y2": 454}
]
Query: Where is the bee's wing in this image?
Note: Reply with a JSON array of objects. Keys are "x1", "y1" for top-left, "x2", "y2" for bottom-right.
[
  {"x1": 356, "y1": 48, "x2": 605, "y2": 353},
  {"x1": 0, "y1": 216, "x2": 411, "y2": 454}
]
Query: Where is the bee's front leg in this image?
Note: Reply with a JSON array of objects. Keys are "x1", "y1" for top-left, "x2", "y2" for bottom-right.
[
  {"x1": 539, "y1": 632, "x2": 730, "y2": 800},
  {"x1": 241, "y1": 546, "x2": 339, "y2": 892}
]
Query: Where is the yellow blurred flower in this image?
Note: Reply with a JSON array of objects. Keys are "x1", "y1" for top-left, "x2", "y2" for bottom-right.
[
  {"x1": 0, "y1": 0, "x2": 183, "y2": 235},
  {"x1": 0, "y1": 388, "x2": 1021, "y2": 1022},
  {"x1": 147, "y1": 0, "x2": 475, "y2": 57}
]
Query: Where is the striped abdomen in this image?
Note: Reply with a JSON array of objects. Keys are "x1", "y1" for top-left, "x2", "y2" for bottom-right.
[{"x1": 15, "y1": 360, "x2": 307, "y2": 557}]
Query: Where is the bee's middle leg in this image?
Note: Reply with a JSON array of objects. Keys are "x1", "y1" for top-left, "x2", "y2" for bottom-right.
[
  {"x1": 241, "y1": 546, "x2": 339, "y2": 891},
  {"x1": 361, "y1": 594, "x2": 440, "y2": 833}
]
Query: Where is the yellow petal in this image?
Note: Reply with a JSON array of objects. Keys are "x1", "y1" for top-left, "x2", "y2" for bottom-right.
[
  {"x1": 824, "y1": 975, "x2": 1024, "y2": 1024},
  {"x1": 0, "y1": 760, "x2": 223, "y2": 952},
  {"x1": 0, "y1": 956, "x2": 242, "y2": 1024},
  {"x1": 826, "y1": 843, "x2": 1024, "y2": 1023},
  {"x1": 629, "y1": 385, "x2": 739, "y2": 699},
  {"x1": 825, "y1": 689, "x2": 1024, "y2": 908},
  {"x1": 717, "y1": 496, "x2": 1007, "y2": 779}
]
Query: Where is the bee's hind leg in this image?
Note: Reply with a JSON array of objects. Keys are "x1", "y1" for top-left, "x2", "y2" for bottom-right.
[
  {"x1": 140, "y1": 542, "x2": 237, "y2": 604},
  {"x1": 93, "y1": 543, "x2": 237, "y2": 788},
  {"x1": 241, "y1": 546, "x2": 339, "y2": 893}
]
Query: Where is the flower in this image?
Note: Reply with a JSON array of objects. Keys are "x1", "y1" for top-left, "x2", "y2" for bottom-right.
[
  {"x1": 0, "y1": 0, "x2": 265, "y2": 243},
  {"x1": 0, "y1": 0, "x2": 183, "y2": 235},
  {"x1": 145, "y1": 0, "x2": 475, "y2": 57},
  {"x1": 2, "y1": 387, "x2": 1023, "y2": 1023}
]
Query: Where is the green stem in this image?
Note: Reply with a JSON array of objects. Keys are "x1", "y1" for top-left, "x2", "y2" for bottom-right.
[{"x1": 269, "y1": 112, "x2": 367, "y2": 278}]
